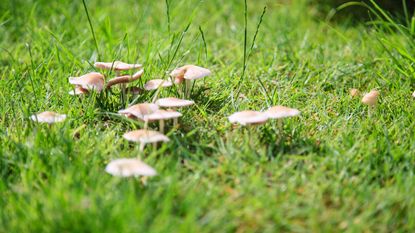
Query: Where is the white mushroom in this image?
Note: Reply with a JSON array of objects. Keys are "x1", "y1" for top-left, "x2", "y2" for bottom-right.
[
  {"x1": 68, "y1": 72, "x2": 105, "y2": 92},
  {"x1": 228, "y1": 110, "x2": 268, "y2": 126},
  {"x1": 155, "y1": 97, "x2": 194, "y2": 108},
  {"x1": 264, "y1": 106, "x2": 300, "y2": 133},
  {"x1": 30, "y1": 111, "x2": 67, "y2": 124},
  {"x1": 94, "y1": 61, "x2": 142, "y2": 72},
  {"x1": 144, "y1": 110, "x2": 182, "y2": 133},
  {"x1": 170, "y1": 65, "x2": 211, "y2": 97},
  {"x1": 123, "y1": 129, "x2": 169, "y2": 150},
  {"x1": 144, "y1": 79, "x2": 173, "y2": 91},
  {"x1": 105, "y1": 158, "x2": 156, "y2": 177}
]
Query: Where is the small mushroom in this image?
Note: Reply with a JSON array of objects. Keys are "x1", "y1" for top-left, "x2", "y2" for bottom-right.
[
  {"x1": 144, "y1": 79, "x2": 173, "y2": 91},
  {"x1": 362, "y1": 90, "x2": 380, "y2": 106},
  {"x1": 412, "y1": 90, "x2": 415, "y2": 98},
  {"x1": 94, "y1": 61, "x2": 142, "y2": 73},
  {"x1": 30, "y1": 111, "x2": 67, "y2": 124},
  {"x1": 144, "y1": 109, "x2": 182, "y2": 133},
  {"x1": 264, "y1": 106, "x2": 300, "y2": 133},
  {"x1": 123, "y1": 129, "x2": 169, "y2": 150},
  {"x1": 170, "y1": 65, "x2": 211, "y2": 97},
  {"x1": 118, "y1": 103, "x2": 159, "y2": 128},
  {"x1": 69, "y1": 86, "x2": 89, "y2": 95},
  {"x1": 105, "y1": 158, "x2": 156, "y2": 177},
  {"x1": 106, "y1": 70, "x2": 144, "y2": 89},
  {"x1": 155, "y1": 97, "x2": 194, "y2": 108},
  {"x1": 155, "y1": 97, "x2": 194, "y2": 126},
  {"x1": 228, "y1": 110, "x2": 268, "y2": 126},
  {"x1": 69, "y1": 72, "x2": 105, "y2": 92},
  {"x1": 349, "y1": 88, "x2": 360, "y2": 97}
]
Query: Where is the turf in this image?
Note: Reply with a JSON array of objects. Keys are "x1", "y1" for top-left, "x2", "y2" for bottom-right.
[{"x1": 1, "y1": 0, "x2": 415, "y2": 232}]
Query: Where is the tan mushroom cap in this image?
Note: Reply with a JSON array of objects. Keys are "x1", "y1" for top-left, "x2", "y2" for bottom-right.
[
  {"x1": 69, "y1": 72, "x2": 105, "y2": 92},
  {"x1": 144, "y1": 79, "x2": 173, "y2": 91},
  {"x1": 30, "y1": 111, "x2": 66, "y2": 124},
  {"x1": 144, "y1": 109, "x2": 182, "y2": 122},
  {"x1": 155, "y1": 97, "x2": 194, "y2": 108},
  {"x1": 69, "y1": 86, "x2": 89, "y2": 95},
  {"x1": 265, "y1": 106, "x2": 300, "y2": 119},
  {"x1": 170, "y1": 65, "x2": 211, "y2": 84},
  {"x1": 105, "y1": 158, "x2": 157, "y2": 177},
  {"x1": 228, "y1": 110, "x2": 268, "y2": 126},
  {"x1": 349, "y1": 88, "x2": 360, "y2": 97},
  {"x1": 94, "y1": 61, "x2": 142, "y2": 71},
  {"x1": 362, "y1": 90, "x2": 380, "y2": 106},
  {"x1": 118, "y1": 103, "x2": 159, "y2": 119},
  {"x1": 123, "y1": 129, "x2": 170, "y2": 144},
  {"x1": 106, "y1": 70, "x2": 144, "y2": 89}
]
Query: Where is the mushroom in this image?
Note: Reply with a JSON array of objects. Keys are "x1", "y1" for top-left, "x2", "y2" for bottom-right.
[
  {"x1": 144, "y1": 109, "x2": 182, "y2": 133},
  {"x1": 362, "y1": 90, "x2": 380, "y2": 106},
  {"x1": 413, "y1": 90, "x2": 415, "y2": 98},
  {"x1": 106, "y1": 70, "x2": 144, "y2": 89},
  {"x1": 68, "y1": 72, "x2": 105, "y2": 92},
  {"x1": 69, "y1": 86, "x2": 89, "y2": 96},
  {"x1": 118, "y1": 103, "x2": 159, "y2": 128},
  {"x1": 228, "y1": 110, "x2": 268, "y2": 126},
  {"x1": 94, "y1": 61, "x2": 142, "y2": 75},
  {"x1": 155, "y1": 97, "x2": 194, "y2": 126},
  {"x1": 362, "y1": 90, "x2": 380, "y2": 116},
  {"x1": 349, "y1": 88, "x2": 360, "y2": 98},
  {"x1": 123, "y1": 129, "x2": 169, "y2": 151},
  {"x1": 155, "y1": 97, "x2": 194, "y2": 108},
  {"x1": 264, "y1": 106, "x2": 300, "y2": 133},
  {"x1": 30, "y1": 111, "x2": 67, "y2": 124},
  {"x1": 105, "y1": 158, "x2": 156, "y2": 177},
  {"x1": 144, "y1": 79, "x2": 173, "y2": 91},
  {"x1": 170, "y1": 65, "x2": 211, "y2": 97}
]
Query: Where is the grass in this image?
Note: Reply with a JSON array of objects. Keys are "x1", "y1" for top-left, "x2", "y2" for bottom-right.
[{"x1": 1, "y1": 0, "x2": 415, "y2": 232}]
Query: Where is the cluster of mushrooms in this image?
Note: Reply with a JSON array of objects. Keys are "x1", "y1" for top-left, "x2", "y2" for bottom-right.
[
  {"x1": 30, "y1": 61, "x2": 211, "y2": 180},
  {"x1": 28, "y1": 60, "x2": 386, "y2": 182}
]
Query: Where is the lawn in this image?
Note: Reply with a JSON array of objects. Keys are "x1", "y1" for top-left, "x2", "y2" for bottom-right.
[{"x1": 1, "y1": 0, "x2": 415, "y2": 232}]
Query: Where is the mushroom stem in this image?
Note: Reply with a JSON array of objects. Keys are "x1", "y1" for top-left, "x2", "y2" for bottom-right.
[
  {"x1": 144, "y1": 120, "x2": 149, "y2": 130},
  {"x1": 173, "y1": 118, "x2": 178, "y2": 128},
  {"x1": 159, "y1": 120, "x2": 165, "y2": 133},
  {"x1": 185, "y1": 79, "x2": 191, "y2": 98},
  {"x1": 140, "y1": 176, "x2": 148, "y2": 185},
  {"x1": 152, "y1": 142, "x2": 157, "y2": 148},
  {"x1": 277, "y1": 119, "x2": 283, "y2": 133},
  {"x1": 139, "y1": 142, "x2": 145, "y2": 151}
]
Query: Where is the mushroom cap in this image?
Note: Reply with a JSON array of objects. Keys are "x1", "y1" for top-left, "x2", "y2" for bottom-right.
[
  {"x1": 349, "y1": 88, "x2": 360, "y2": 97},
  {"x1": 69, "y1": 86, "x2": 89, "y2": 95},
  {"x1": 30, "y1": 111, "x2": 67, "y2": 124},
  {"x1": 144, "y1": 79, "x2": 173, "y2": 91},
  {"x1": 144, "y1": 109, "x2": 182, "y2": 122},
  {"x1": 94, "y1": 61, "x2": 142, "y2": 71},
  {"x1": 170, "y1": 65, "x2": 211, "y2": 83},
  {"x1": 118, "y1": 103, "x2": 159, "y2": 119},
  {"x1": 155, "y1": 97, "x2": 194, "y2": 108},
  {"x1": 106, "y1": 70, "x2": 144, "y2": 89},
  {"x1": 362, "y1": 90, "x2": 380, "y2": 106},
  {"x1": 228, "y1": 110, "x2": 268, "y2": 126},
  {"x1": 264, "y1": 106, "x2": 300, "y2": 119},
  {"x1": 69, "y1": 72, "x2": 105, "y2": 92},
  {"x1": 105, "y1": 158, "x2": 157, "y2": 177},
  {"x1": 123, "y1": 129, "x2": 170, "y2": 144}
]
